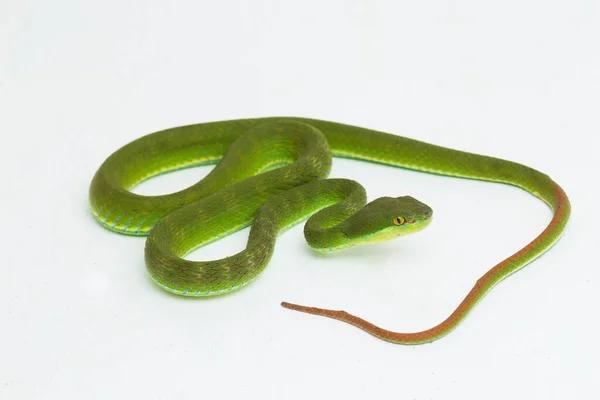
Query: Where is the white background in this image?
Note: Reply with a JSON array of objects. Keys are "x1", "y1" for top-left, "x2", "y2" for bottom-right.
[{"x1": 1, "y1": 1, "x2": 599, "y2": 399}]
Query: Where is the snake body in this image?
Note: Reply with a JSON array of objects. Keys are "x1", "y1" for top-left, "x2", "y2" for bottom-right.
[{"x1": 90, "y1": 117, "x2": 570, "y2": 344}]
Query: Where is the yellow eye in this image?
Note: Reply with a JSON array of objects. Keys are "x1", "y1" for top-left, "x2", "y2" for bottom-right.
[{"x1": 393, "y1": 216, "x2": 405, "y2": 226}]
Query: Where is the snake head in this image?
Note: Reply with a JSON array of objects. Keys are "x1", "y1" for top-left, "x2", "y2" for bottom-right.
[{"x1": 342, "y1": 196, "x2": 433, "y2": 246}]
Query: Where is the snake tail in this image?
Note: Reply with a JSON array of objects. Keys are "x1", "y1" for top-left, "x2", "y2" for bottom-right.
[{"x1": 282, "y1": 181, "x2": 569, "y2": 344}]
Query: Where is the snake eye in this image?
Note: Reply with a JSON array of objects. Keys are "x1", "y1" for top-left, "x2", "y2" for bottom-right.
[{"x1": 393, "y1": 216, "x2": 405, "y2": 226}]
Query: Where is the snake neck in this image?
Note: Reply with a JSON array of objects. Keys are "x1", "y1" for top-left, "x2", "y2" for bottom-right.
[{"x1": 250, "y1": 178, "x2": 369, "y2": 252}]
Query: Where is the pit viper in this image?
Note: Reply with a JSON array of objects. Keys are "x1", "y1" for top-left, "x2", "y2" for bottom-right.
[{"x1": 89, "y1": 117, "x2": 570, "y2": 344}]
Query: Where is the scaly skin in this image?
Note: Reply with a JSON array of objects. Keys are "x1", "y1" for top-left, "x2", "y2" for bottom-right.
[{"x1": 90, "y1": 117, "x2": 570, "y2": 344}]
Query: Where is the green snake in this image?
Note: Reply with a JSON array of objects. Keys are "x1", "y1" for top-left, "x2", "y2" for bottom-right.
[{"x1": 89, "y1": 117, "x2": 570, "y2": 344}]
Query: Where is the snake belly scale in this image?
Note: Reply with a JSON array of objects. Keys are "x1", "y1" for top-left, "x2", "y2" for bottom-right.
[{"x1": 89, "y1": 117, "x2": 570, "y2": 344}]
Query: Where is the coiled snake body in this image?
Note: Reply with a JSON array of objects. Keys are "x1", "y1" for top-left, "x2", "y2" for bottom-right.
[{"x1": 90, "y1": 117, "x2": 570, "y2": 344}]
